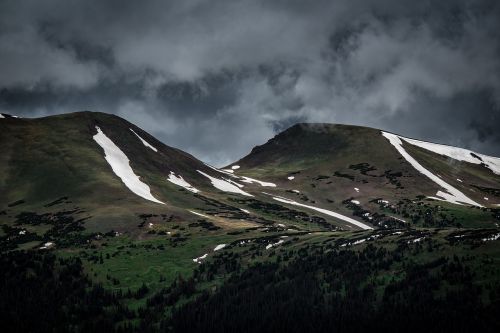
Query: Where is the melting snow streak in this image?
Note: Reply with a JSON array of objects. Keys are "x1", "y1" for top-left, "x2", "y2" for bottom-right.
[
  {"x1": 270, "y1": 195, "x2": 373, "y2": 230},
  {"x1": 167, "y1": 172, "x2": 199, "y2": 193},
  {"x1": 382, "y1": 132, "x2": 481, "y2": 207},
  {"x1": 93, "y1": 126, "x2": 164, "y2": 204},
  {"x1": 130, "y1": 128, "x2": 158, "y2": 152},
  {"x1": 197, "y1": 171, "x2": 253, "y2": 196}
]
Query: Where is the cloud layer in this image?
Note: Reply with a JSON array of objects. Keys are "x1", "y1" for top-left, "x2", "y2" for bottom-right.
[{"x1": 1, "y1": 0, "x2": 499, "y2": 165}]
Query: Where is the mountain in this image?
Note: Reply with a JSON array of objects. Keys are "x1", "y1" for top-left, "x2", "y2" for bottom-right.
[
  {"x1": 229, "y1": 123, "x2": 500, "y2": 227},
  {"x1": 1, "y1": 112, "x2": 500, "y2": 332}
]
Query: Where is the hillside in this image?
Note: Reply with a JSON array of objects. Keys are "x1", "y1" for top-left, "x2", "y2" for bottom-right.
[
  {"x1": 229, "y1": 123, "x2": 500, "y2": 228},
  {"x1": 1, "y1": 113, "x2": 500, "y2": 332}
]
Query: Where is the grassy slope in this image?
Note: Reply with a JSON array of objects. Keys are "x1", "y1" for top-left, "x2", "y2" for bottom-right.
[{"x1": 1, "y1": 116, "x2": 500, "y2": 330}]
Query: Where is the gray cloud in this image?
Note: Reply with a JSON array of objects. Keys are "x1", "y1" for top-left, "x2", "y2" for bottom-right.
[{"x1": 1, "y1": 0, "x2": 499, "y2": 165}]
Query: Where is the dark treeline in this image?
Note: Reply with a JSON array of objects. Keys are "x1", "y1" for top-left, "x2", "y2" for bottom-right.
[
  {"x1": 170, "y1": 244, "x2": 500, "y2": 333},
  {"x1": 0, "y1": 251, "x2": 133, "y2": 332},
  {"x1": 2, "y1": 240, "x2": 500, "y2": 332}
]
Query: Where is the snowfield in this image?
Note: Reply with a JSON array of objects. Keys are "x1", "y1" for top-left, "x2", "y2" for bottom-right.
[
  {"x1": 197, "y1": 170, "x2": 253, "y2": 196},
  {"x1": 268, "y1": 194, "x2": 373, "y2": 230},
  {"x1": 400, "y1": 135, "x2": 500, "y2": 175},
  {"x1": 93, "y1": 126, "x2": 164, "y2": 204},
  {"x1": 167, "y1": 171, "x2": 199, "y2": 193},
  {"x1": 382, "y1": 131, "x2": 482, "y2": 207},
  {"x1": 130, "y1": 128, "x2": 158, "y2": 152}
]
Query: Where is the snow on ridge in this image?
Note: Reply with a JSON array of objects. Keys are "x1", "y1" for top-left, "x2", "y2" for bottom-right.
[
  {"x1": 197, "y1": 170, "x2": 253, "y2": 196},
  {"x1": 167, "y1": 171, "x2": 199, "y2": 193},
  {"x1": 93, "y1": 126, "x2": 164, "y2": 204},
  {"x1": 382, "y1": 131, "x2": 482, "y2": 207},
  {"x1": 130, "y1": 128, "x2": 158, "y2": 152},
  {"x1": 0, "y1": 114, "x2": 4, "y2": 118},
  {"x1": 400, "y1": 135, "x2": 500, "y2": 175},
  {"x1": 266, "y1": 194, "x2": 373, "y2": 230}
]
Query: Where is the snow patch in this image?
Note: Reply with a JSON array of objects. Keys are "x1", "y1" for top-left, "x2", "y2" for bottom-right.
[
  {"x1": 382, "y1": 131, "x2": 482, "y2": 207},
  {"x1": 0, "y1": 114, "x2": 4, "y2": 118},
  {"x1": 93, "y1": 126, "x2": 164, "y2": 204},
  {"x1": 267, "y1": 194, "x2": 373, "y2": 230},
  {"x1": 231, "y1": 165, "x2": 240, "y2": 170},
  {"x1": 203, "y1": 163, "x2": 235, "y2": 176},
  {"x1": 389, "y1": 216, "x2": 407, "y2": 223},
  {"x1": 483, "y1": 233, "x2": 500, "y2": 242},
  {"x1": 167, "y1": 172, "x2": 199, "y2": 193},
  {"x1": 288, "y1": 176, "x2": 295, "y2": 180},
  {"x1": 40, "y1": 242, "x2": 55, "y2": 250},
  {"x1": 193, "y1": 253, "x2": 208, "y2": 263},
  {"x1": 354, "y1": 187, "x2": 359, "y2": 192},
  {"x1": 240, "y1": 208, "x2": 250, "y2": 214},
  {"x1": 189, "y1": 210, "x2": 210, "y2": 218},
  {"x1": 408, "y1": 237, "x2": 425, "y2": 244},
  {"x1": 266, "y1": 239, "x2": 285, "y2": 250},
  {"x1": 240, "y1": 176, "x2": 276, "y2": 187},
  {"x1": 292, "y1": 189, "x2": 300, "y2": 193},
  {"x1": 214, "y1": 244, "x2": 226, "y2": 251},
  {"x1": 457, "y1": 178, "x2": 463, "y2": 182},
  {"x1": 130, "y1": 129, "x2": 158, "y2": 152},
  {"x1": 197, "y1": 171, "x2": 253, "y2": 196},
  {"x1": 400, "y1": 135, "x2": 500, "y2": 175},
  {"x1": 221, "y1": 169, "x2": 235, "y2": 173},
  {"x1": 351, "y1": 200, "x2": 360, "y2": 205}
]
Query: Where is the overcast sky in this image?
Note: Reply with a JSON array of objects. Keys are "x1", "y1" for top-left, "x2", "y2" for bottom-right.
[{"x1": 1, "y1": 0, "x2": 499, "y2": 166}]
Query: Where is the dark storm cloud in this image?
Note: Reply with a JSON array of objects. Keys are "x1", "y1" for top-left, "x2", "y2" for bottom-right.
[{"x1": 1, "y1": 0, "x2": 500, "y2": 165}]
